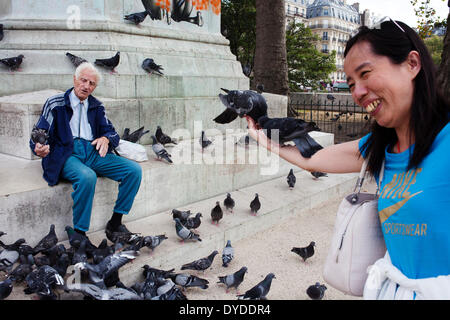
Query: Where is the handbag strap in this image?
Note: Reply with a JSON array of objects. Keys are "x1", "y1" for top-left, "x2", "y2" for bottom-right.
[{"x1": 354, "y1": 157, "x2": 385, "y2": 196}]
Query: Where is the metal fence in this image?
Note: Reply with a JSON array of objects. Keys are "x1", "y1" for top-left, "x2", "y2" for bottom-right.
[{"x1": 288, "y1": 99, "x2": 372, "y2": 144}]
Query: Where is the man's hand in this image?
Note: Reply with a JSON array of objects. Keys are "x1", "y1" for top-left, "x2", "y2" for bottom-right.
[
  {"x1": 34, "y1": 143, "x2": 50, "y2": 158},
  {"x1": 91, "y1": 136, "x2": 109, "y2": 157}
]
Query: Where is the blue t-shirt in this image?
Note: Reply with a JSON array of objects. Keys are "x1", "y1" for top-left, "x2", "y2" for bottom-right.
[{"x1": 359, "y1": 124, "x2": 450, "y2": 279}]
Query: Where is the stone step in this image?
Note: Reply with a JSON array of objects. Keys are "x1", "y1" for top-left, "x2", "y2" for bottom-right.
[
  {"x1": 0, "y1": 131, "x2": 334, "y2": 246},
  {"x1": 70, "y1": 169, "x2": 359, "y2": 287}
]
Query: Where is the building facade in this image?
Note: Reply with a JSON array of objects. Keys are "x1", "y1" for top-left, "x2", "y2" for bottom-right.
[{"x1": 286, "y1": 0, "x2": 371, "y2": 83}]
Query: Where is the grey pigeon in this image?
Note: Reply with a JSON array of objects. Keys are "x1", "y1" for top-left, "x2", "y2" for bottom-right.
[
  {"x1": 0, "y1": 54, "x2": 24, "y2": 72},
  {"x1": 0, "y1": 238, "x2": 25, "y2": 271},
  {"x1": 174, "y1": 218, "x2": 201, "y2": 242},
  {"x1": 250, "y1": 193, "x2": 261, "y2": 216},
  {"x1": 65, "y1": 52, "x2": 87, "y2": 67},
  {"x1": 53, "y1": 253, "x2": 70, "y2": 277},
  {"x1": 8, "y1": 255, "x2": 34, "y2": 283},
  {"x1": 0, "y1": 24, "x2": 3, "y2": 41},
  {"x1": 0, "y1": 231, "x2": 5, "y2": 237},
  {"x1": 151, "y1": 135, "x2": 173, "y2": 163},
  {"x1": 181, "y1": 250, "x2": 218, "y2": 272},
  {"x1": 75, "y1": 250, "x2": 139, "y2": 289},
  {"x1": 152, "y1": 285, "x2": 187, "y2": 300},
  {"x1": 0, "y1": 279, "x2": 13, "y2": 300},
  {"x1": 122, "y1": 126, "x2": 150, "y2": 143},
  {"x1": 24, "y1": 265, "x2": 65, "y2": 300},
  {"x1": 257, "y1": 115, "x2": 323, "y2": 158},
  {"x1": 124, "y1": 11, "x2": 148, "y2": 25},
  {"x1": 30, "y1": 126, "x2": 49, "y2": 145},
  {"x1": 217, "y1": 266, "x2": 248, "y2": 293},
  {"x1": 291, "y1": 241, "x2": 315, "y2": 262},
  {"x1": 326, "y1": 94, "x2": 335, "y2": 101},
  {"x1": 64, "y1": 226, "x2": 97, "y2": 255},
  {"x1": 183, "y1": 212, "x2": 202, "y2": 230},
  {"x1": 142, "y1": 58, "x2": 164, "y2": 76},
  {"x1": 311, "y1": 171, "x2": 328, "y2": 179},
  {"x1": 65, "y1": 282, "x2": 143, "y2": 300},
  {"x1": 94, "y1": 51, "x2": 120, "y2": 73},
  {"x1": 237, "y1": 273, "x2": 276, "y2": 300},
  {"x1": 172, "y1": 209, "x2": 192, "y2": 224},
  {"x1": 33, "y1": 224, "x2": 58, "y2": 255},
  {"x1": 221, "y1": 240, "x2": 234, "y2": 267},
  {"x1": 155, "y1": 125, "x2": 177, "y2": 145},
  {"x1": 214, "y1": 88, "x2": 268, "y2": 124},
  {"x1": 306, "y1": 282, "x2": 327, "y2": 300},
  {"x1": 211, "y1": 201, "x2": 223, "y2": 225},
  {"x1": 287, "y1": 169, "x2": 296, "y2": 189},
  {"x1": 156, "y1": 278, "x2": 176, "y2": 296},
  {"x1": 92, "y1": 239, "x2": 114, "y2": 264},
  {"x1": 71, "y1": 239, "x2": 88, "y2": 265},
  {"x1": 166, "y1": 273, "x2": 209, "y2": 290},
  {"x1": 199, "y1": 130, "x2": 212, "y2": 152},
  {"x1": 224, "y1": 193, "x2": 235, "y2": 213},
  {"x1": 141, "y1": 234, "x2": 168, "y2": 252}
]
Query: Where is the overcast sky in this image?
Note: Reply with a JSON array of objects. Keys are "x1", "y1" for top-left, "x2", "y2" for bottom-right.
[{"x1": 351, "y1": 0, "x2": 449, "y2": 28}]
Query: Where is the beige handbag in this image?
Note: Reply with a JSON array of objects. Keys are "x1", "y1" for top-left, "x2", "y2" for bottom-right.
[{"x1": 322, "y1": 158, "x2": 387, "y2": 296}]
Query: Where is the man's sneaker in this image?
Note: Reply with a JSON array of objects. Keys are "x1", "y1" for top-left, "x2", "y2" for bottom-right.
[
  {"x1": 105, "y1": 220, "x2": 138, "y2": 244},
  {"x1": 64, "y1": 226, "x2": 97, "y2": 254}
]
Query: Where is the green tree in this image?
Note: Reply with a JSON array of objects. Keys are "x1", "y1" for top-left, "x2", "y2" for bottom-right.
[
  {"x1": 286, "y1": 21, "x2": 336, "y2": 92},
  {"x1": 410, "y1": 0, "x2": 447, "y2": 38},
  {"x1": 424, "y1": 35, "x2": 444, "y2": 66},
  {"x1": 221, "y1": 0, "x2": 256, "y2": 76}
]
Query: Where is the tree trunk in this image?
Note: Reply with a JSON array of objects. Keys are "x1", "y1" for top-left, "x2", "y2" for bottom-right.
[
  {"x1": 253, "y1": 0, "x2": 289, "y2": 95},
  {"x1": 437, "y1": 3, "x2": 450, "y2": 95}
]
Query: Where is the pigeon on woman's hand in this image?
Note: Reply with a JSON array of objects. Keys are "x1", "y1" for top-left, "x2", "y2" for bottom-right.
[{"x1": 214, "y1": 88, "x2": 268, "y2": 124}]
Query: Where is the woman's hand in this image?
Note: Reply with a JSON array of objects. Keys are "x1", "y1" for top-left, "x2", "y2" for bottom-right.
[{"x1": 245, "y1": 115, "x2": 279, "y2": 151}]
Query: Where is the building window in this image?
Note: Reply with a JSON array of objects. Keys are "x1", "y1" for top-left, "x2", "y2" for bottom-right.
[{"x1": 323, "y1": 31, "x2": 328, "y2": 40}]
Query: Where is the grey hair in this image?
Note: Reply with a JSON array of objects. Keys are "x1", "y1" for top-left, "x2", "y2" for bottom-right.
[{"x1": 74, "y1": 62, "x2": 102, "y2": 84}]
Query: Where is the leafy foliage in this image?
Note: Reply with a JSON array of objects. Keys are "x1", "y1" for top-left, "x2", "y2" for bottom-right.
[
  {"x1": 285, "y1": 21, "x2": 336, "y2": 91},
  {"x1": 410, "y1": 0, "x2": 447, "y2": 38}
]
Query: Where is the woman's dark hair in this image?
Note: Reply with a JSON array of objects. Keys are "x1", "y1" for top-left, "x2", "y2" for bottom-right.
[{"x1": 344, "y1": 20, "x2": 449, "y2": 176}]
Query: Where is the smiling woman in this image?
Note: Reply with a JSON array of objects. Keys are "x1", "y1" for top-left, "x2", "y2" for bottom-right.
[{"x1": 245, "y1": 18, "x2": 450, "y2": 300}]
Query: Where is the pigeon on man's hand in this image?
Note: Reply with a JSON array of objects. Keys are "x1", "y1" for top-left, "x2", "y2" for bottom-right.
[
  {"x1": 94, "y1": 51, "x2": 120, "y2": 73},
  {"x1": 306, "y1": 282, "x2": 327, "y2": 300},
  {"x1": 151, "y1": 135, "x2": 173, "y2": 163},
  {"x1": 287, "y1": 169, "x2": 296, "y2": 189},
  {"x1": 291, "y1": 241, "x2": 315, "y2": 262},
  {"x1": 222, "y1": 240, "x2": 234, "y2": 267},
  {"x1": 65, "y1": 52, "x2": 87, "y2": 68},
  {"x1": 180, "y1": 250, "x2": 218, "y2": 272},
  {"x1": 199, "y1": 130, "x2": 212, "y2": 152},
  {"x1": 124, "y1": 11, "x2": 148, "y2": 25},
  {"x1": 174, "y1": 218, "x2": 201, "y2": 243},
  {"x1": 257, "y1": 115, "x2": 323, "y2": 158},
  {"x1": 155, "y1": 126, "x2": 177, "y2": 145},
  {"x1": 250, "y1": 193, "x2": 261, "y2": 216},
  {"x1": 31, "y1": 126, "x2": 49, "y2": 145},
  {"x1": 217, "y1": 266, "x2": 248, "y2": 293},
  {"x1": 211, "y1": 201, "x2": 223, "y2": 226},
  {"x1": 224, "y1": 193, "x2": 235, "y2": 213},
  {"x1": 142, "y1": 58, "x2": 164, "y2": 76},
  {"x1": 237, "y1": 273, "x2": 276, "y2": 300},
  {"x1": 0, "y1": 54, "x2": 24, "y2": 72},
  {"x1": 214, "y1": 88, "x2": 268, "y2": 124},
  {"x1": 33, "y1": 224, "x2": 58, "y2": 255}
]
